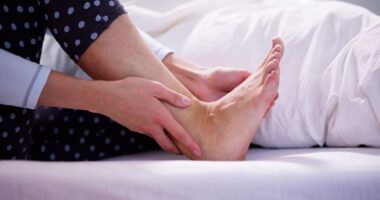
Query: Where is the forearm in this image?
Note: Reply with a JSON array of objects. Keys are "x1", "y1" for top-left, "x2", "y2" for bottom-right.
[
  {"x1": 78, "y1": 14, "x2": 194, "y2": 99},
  {"x1": 37, "y1": 71, "x2": 101, "y2": 113}
]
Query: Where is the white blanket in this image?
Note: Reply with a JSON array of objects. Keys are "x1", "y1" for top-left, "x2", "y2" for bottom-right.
[
  {"x1": 41, "y1": 0, "x2": 380, "y2": 148},
  {"x1": 175, "y1": 1, "x2": 380, "y2": 148}
]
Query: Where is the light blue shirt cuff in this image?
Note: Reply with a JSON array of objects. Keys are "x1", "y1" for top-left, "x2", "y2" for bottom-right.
[{"x1": 25, "y1": 66, "x2": 51, "y2": 109}]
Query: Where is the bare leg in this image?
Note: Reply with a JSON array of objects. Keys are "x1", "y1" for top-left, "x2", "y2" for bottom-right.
[{"x1": 79, "y1": 15, "x2": 283, "y2": 160}]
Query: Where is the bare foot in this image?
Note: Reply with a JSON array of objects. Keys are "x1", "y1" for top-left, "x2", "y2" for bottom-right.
[{"x1": 173, "y1": 38, "x2": 284, "y2": 160}]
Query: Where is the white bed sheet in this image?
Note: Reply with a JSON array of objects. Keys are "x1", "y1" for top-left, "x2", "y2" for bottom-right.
[{"x1": 1, "y1": 148, "x2": 379, "y2": 200}]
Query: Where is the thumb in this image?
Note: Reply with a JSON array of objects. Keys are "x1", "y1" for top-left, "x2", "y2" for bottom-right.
[
  {"x1": 220, "y1": 69, "x2": 251, "y2": 92},
  {"x1": 153, "y1": 83, "x2": 191, "y2": 108}
]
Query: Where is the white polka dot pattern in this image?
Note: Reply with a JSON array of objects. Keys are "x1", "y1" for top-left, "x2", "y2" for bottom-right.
[
  {"x1": 64, "y1": 25, "x2": 70, "y2": 33},
  {"x1": 4, "y1": 41, "x2": 11, "y2": 49},
  {"x1": 90, "y1": 32, "x2": 98, "y2": 40},
  {"x1": 67, "y1": 7, "x2": 74, "y2": 15},
  {"x1": 95, "y1": 14, "x2": 102, "y2": 22},
  {"x1": 94, "y1": 0, "x2": 100, "y2": 7},
  {"x1": 78, "y1": 21, "x2": 85, "y2": 29},
  {"x1": 74, "y1": 39, "x2": 80, "y2": 46},
  {"x1": 54, "y1": 11, "x2": 59, "y2": 19},
  {"x1": 2, "y1": 131, "x2": 8, "y2": 138},
  {"x1": 19, "y1": 40, "x2": 24, "y2": 47},
  {"x1": 3, "y1": 5, "x2": 9, "y2": 13},
  {"x1": 28, "y1": 6, "x2": 34, "y2": 13},
  {"x1": 83, "y1": 2, "x2": 91, "y2": 10},
  {"x1": 24, "y1": 22, "x2": 30, "y2": 29},
  {"x1": 11, "y1": 23, "x2": 17, "y2": 30},
  {"x1": 17, "y1": 5, "x2": 23, "y2": 13}
]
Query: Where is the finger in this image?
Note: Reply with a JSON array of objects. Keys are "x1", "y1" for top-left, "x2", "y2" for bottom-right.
[
  {"x1": 220, "y1": 69, "x2": 251, "y2": 92},
  {"x1": 152, "y1": 82, "x2": 191, "y2": 108},
  {"x1": 158, "y1": 108, "x2": 202, "y2": 158},
  {"x1": 164, "y1": 129, "x2": 183, "y2": 155},
  {"x1": 239, "y1": 70, "x2": 252, "y2": 79},
  {"x1": 149, "y1": 126, "x2": 180, "y2": 154}
]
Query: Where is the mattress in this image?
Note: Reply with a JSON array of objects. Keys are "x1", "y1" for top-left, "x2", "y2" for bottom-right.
[{"x1": 1, "y1": 148, "x2": 379, "y2": 200}]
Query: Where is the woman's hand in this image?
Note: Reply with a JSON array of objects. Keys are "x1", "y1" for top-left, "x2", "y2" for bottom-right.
[
  {"x1": 94, "y1": 76, "x2": 201, "y2": 155},
  {"x1": 38, "y1": 71, "x2": 201, "y2": 156},
  {"x1": 163, "y1": 53, "x2": 251, "y2": 102},
  {"x1": 191, "y1": 67, "x2": 251, "y2": 102}
]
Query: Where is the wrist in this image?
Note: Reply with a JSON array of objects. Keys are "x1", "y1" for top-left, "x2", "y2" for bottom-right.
[
  {"x1": 82, "y1": 79, "x2": 111, "y2": 115},
  {"x1": 38, "y1": 71, "x2": 106, "y2": 113}
]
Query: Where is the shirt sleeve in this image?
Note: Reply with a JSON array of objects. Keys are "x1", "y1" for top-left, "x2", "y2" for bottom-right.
[
  {"x1": 40, "y1": 0, "x2": 126, "y2": 62},
  {"x1": 138, "y1": 28, "x2": 173, "y2": 61},
  {"x1": 0, "y1": 49, "x2": 51, "y2": 109}
]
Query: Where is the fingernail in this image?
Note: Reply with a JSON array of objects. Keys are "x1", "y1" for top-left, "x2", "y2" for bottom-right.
[
  {"x1": 182, "y1": 97, "x2": 191, "y2": 106},
  {"x1": 193, "y1": 149, "x2": 202, "y2": 158}
]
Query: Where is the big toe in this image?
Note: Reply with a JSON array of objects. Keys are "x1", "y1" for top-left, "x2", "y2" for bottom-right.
[
  {"x1": 272, "y1": 37, "x2": 284, "y2": 58},
  {"x1": 260, "y1": 38, "x2": 284, "y2": 70}
]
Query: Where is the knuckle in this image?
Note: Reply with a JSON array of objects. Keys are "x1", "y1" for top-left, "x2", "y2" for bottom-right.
[
  {"x1": 144, "y1": 132, "x2": 153, "y2": 138},
  {"x1": 152, "y1": 112, "x2": 164, "y2": 123},
  {"x1": 175, "y1": 131, "x2": 187, "y2": 142},
  {"x1": 139, "y1": 126, "x2": 156, "y2": 136},
  {"x1": 152, "y1": 81, "x2": 163, "y2": 92},
  {"x1": 131, "y1": 125, "x2": 143, "y2": 133},
  {"x1": 144, "y1": 126, "x2": 156, "y2": 136},
  {"x1": 173, "y1": 93, "x2": 183, "y2": 102}
]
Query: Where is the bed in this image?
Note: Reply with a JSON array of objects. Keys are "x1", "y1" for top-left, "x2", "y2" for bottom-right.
[
  {"x1": 1, "y1": 148, "x2": 380, "y2": 200},
  {"x1": 1, "y1": 0, "x2": 380, "y2": 199}
]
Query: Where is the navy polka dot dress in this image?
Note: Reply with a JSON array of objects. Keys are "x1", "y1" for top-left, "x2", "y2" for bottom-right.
[{"x1": 0, "y1": 0, "x2": 159, "y2": 161}]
